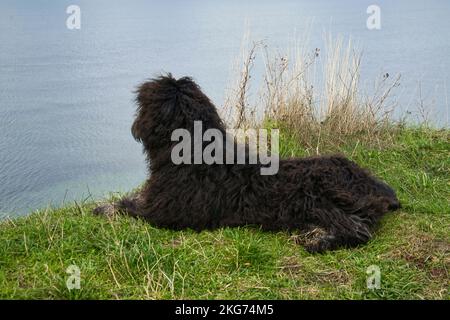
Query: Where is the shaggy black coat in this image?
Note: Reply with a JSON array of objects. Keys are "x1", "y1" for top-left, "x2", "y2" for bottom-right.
[{"x1": 94, "y1": 74, "x2": 400, "y2": 253}]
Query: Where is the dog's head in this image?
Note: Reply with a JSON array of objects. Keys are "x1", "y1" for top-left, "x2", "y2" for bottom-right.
[{"x1": 132, "y1": 74, "x2": 225, "y2": 149}]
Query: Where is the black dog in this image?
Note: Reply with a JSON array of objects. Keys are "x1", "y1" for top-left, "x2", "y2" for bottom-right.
[{"x1": 94, "y1": 74, "x2": 400, "y2": 253}]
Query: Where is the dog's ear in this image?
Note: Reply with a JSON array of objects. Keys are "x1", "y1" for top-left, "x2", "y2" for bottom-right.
[
  {"x1": 132, "y1": 81, "x2": 149, "y2": 143},
  {"x1": 132, "y1": 81, "x2": 153, "y2": 143},
  {"x1": 131, "y1": 118, "x2": 143, "y2": 142}
]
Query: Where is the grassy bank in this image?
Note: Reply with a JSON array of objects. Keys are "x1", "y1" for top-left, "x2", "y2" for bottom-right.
[{"x1": 0, "y1": 127, "x2": 448, "y2": 299}]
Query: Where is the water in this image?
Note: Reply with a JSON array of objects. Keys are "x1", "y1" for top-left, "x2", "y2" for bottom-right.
[{"x1": 1, "y1": 0, "x2": 449, "y2": 216}]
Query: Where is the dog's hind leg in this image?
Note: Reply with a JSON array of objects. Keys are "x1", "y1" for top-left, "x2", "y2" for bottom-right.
[
  {"x1": 304, "y1": 208, "x2": 372, "y2": 253},
  {"x1": 350, "y1": 195, "x2": 399, "y2": 229}
]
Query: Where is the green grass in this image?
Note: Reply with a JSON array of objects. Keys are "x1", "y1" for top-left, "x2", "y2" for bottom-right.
[{"x1": 0, "y1": 127, "x2": 449, "y2": 299}]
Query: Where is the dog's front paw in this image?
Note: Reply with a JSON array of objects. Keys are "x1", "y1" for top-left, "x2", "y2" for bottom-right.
[
  {"x1": 93, "y1": 203, "x2": 116, "y2": 217},
  {"x1": 304, "y1": 234, "x2": 337, "y2": 253}
]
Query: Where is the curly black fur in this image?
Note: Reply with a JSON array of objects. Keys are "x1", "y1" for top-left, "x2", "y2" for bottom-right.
[{"x1": 94, "y1": 74, "x2": 400, "y2": 253}]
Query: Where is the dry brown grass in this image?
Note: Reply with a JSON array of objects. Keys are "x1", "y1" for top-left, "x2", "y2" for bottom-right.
[{"x1": 223, "y1": 35, "x2": 402, "y2": 153}]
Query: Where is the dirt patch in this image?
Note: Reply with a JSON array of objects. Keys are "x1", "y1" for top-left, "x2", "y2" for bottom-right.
[
  {"x1": 278, "y1": 256, "x2": 351, "y2": 286},
  {"x1": 384, "y1": 233, "x2": 449, "y2": 280},
  {"x1": 309, "y1": 269, "x2": 351, "y2": 285},
  {"x1": 278, "y1": 256, "x2": 303, "y2": 274},
  {"x1": 429, "y1": 267, "x2": 448, "y2": 279}
]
